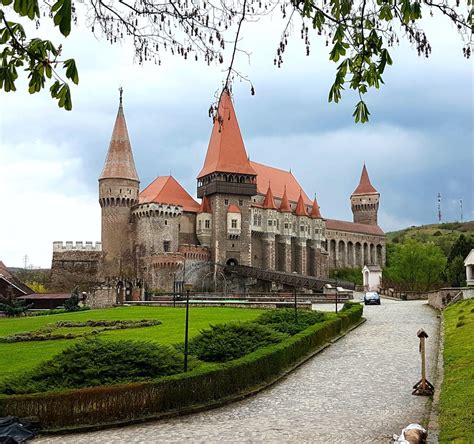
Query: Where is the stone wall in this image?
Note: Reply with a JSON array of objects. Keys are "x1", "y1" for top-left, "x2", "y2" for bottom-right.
[
  {"x1": 50, "y1": 249, "x2": 103, "y2": 292},
  {"x1": 86, "y1": 286, "x2": 117, "y2": 308}
]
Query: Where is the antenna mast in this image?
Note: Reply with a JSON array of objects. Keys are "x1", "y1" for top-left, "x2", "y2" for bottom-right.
[
  {"x1": 437, "y1": 193, "x2": 442, "y2": 223},
  {"x1": 460, "y1": 199, "x2": 463, "y2": 223}
]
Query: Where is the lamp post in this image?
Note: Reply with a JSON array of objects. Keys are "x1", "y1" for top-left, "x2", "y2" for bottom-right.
[
  {"x1": 293, "y1": 287, "x2": 298, "y2": 322},
  {"x1": 334, "y1": 270, "x2": 338, "y2": 314},
  {"x1": 183, "y1": 282, "x2": 193, "y2": 372}
]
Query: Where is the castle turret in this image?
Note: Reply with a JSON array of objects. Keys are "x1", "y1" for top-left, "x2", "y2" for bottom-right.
[
  {"x1": 99, "y1": 89, "x2": 140, "y2": 276},
  {"x1": 351, "y1": 164, "x2": 379, "y2": 225},
  {"x1": 197, "y1": 89, "x2": 257, "y2": 266},
  {"x1": 196, "y1": 195, "x2": 213, "y2": 247}
]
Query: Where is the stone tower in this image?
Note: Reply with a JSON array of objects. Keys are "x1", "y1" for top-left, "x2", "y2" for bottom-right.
[
  {"x1": 196, "y1": 89, "x2": 257, "y2": 266},
  {"x1": 99, "y1": 90, "x2": 140, "y2": 277},
  {"x1": 351, "y1": 164, "x2": 380, "y2": 225}
]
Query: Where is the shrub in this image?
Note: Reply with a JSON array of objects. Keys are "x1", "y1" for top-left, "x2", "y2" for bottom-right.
[
  {"x1": 63, "y1": 288, "x2": 81, "y2": 312},
  {"x1": 187, "y1": 322, "x2": 287, "y2": 362},
  {"x1": 255, "y1": 309, "x2": 326, "y2": 335},
  {"x1": 0, "y1": 289, "x2": 33, "y2": 317},
  {"x1": 1, "y1": 338, "x2": 185, "y2": 394}
]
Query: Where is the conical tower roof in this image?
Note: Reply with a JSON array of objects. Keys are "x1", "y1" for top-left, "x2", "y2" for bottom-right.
[
  {"x1": 352, "y1": 164, "x2": 377, "y2": 195},
  {"x1": 310, "y1": 196, "x2": 322, "y2": 219},
  {"x1": 197, "y1": 89, "x2": 256, "y2": 179},
  {"x1": 262, "y1": 183, "x2": 277, "y2": 210},
  {"x1": 279, "y1": 187, "x2": 292, "y2": 213},
  {"x1": 99, "y1": 90, "x2": 139, "y2": 182},
  {"x1": 295, "y1": 192, "x2": 308, "y2": 216},
  {"x1": 198, "y1": 195, "x2": 212, "y2": 214}
]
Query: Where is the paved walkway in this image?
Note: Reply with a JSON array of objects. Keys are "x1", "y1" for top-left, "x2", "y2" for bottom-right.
[{"x1": 36, "y1": 299, "x2": 439, "y2": 443}]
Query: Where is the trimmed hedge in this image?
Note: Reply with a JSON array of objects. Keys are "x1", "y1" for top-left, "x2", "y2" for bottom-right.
[
  {"x1": 256, "y1": 309, "x2": 327, "y2": 335},
  {"x1": 0, "y1": 304, "x2": 363, "y2": 430}
]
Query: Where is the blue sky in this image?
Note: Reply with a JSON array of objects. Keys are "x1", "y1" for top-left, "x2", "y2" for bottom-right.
[{"x1": 0, "y1": 11, "x2": 472, "y2": 267}]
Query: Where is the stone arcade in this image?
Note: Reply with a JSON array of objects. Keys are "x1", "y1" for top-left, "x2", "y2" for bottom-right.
[{"x1": 51, "y1": 90, "x2": 386, "y2": 298}]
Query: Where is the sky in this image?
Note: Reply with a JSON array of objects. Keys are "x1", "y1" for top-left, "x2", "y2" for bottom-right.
[{"x1": 0, "y1": 7, "x2": 472, "y2": 268}]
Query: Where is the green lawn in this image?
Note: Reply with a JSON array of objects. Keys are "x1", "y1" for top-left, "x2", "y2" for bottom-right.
[
  {"x1": 439, "y1": 298, "x2": 474, "y2": 443},
  {"x1": 0, "y1": 306, "x2": 264, "y2": 381}
]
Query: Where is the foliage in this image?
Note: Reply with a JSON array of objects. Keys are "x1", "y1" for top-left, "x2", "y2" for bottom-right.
[
  {"x1": 329, "y1": 267, "x2": 363, "y2": 285},
  {"x1": 63, "y1": 287, "x2": 81, "y2": 312},
  {"x1": 0, "y1": 0, "x2": 471, "y2": 120},
  {"x1": 256, "y1": 308, "x2": 326, "y2": 335},
  {"x1": 448, "y1": 234, "x2": 474, "y2": 263},
  {"x1": 187, "y1": 322, "x2": 287, "y2": 362},
  {"x1": 0, "y1": 306, "x2": 264, "y2": 381},
  {"x1": 30, "y1": 306, "x2": 90, "y2": 316},
  {"x1": 439, "y1": 299, "x2": 474, "y2": 443},
  {"x1": 445, "y1": 256, "x2": 466, "y2": 288},
  {"x1": 0, "y1": 338, "x2": 186, "y2": 394},
  {"x1": 0, "y1": 304, "x2": 363, "y2": 428},
  {"x1": 24, "y1": 281, "x2": 48, "y2": 293},
  {"x1": 0, "y1": 319, "x2": 162, "y2": 343},
  {"x1": 384, "y1": 240, "x2": 446, "y2": 291},
  {"x1": 0, "y1": 289, "x2": 32, "y2": 317}
]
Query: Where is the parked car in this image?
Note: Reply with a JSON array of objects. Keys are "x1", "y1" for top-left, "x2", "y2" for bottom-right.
[{"x1": 364, "y1": 291, "x2": 381, "y2": 305}]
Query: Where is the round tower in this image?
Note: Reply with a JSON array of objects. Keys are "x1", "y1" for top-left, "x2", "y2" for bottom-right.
[
  {"x1": 99, "y1": 89, "x2": 140, "y2": 277},
  {"x1": 351, "y1": 164, "x2": 380, "y2": 226}
]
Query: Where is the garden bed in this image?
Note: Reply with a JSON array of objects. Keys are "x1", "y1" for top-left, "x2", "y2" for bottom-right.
[{"x1": 0, "y1": 304, "x2": 363, "y2": 431}]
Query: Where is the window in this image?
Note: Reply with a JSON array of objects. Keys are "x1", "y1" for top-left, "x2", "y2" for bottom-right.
[
  {"x1": 205, "y1": 220, "x2": 210, "y2": 228},
  {"x1": 257, "y1": 215, "x2": 262, "y2": 226},
  {"x1": 284, "y1": 223, "x2": 288, "y2": 229},
  {"x1": 253, "y1": 214, "x2": 258, "y2": 226},
  {"x1": 300, "y1": 225, "x2": 304, "y2": 232},
  {"x1": 268, "y1": 220, "x2": 272, "y2": 226},
  {"x1": 231, "y1": 219, "x2": 238, "y2": 228},
  {"x1": 239, "y1": 200, "x2": 243, "y2": 206},
  {"x1": 198, "y1": 220, "x2": 202, "y2": 229},
  {"x1": 163, "y1": 241, "x2": 170, "y2": 252},
  {"x1": 164, "y1": 220, "x2": 168, "y2": 226},
  {"x1": 276, "y1": 220, "x2": 279, "y2": 229},
  {"x1": 224, "y1": 199, "x2": 229, "y2": 205}
]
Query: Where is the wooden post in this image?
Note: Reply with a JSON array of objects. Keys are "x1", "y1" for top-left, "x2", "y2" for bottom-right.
[{"x1": 412, "y1": 328, "x2": 434, "y2": 396}]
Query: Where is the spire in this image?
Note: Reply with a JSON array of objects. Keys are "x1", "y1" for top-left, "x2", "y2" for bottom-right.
[
  {"x1": 99, "y1": 89, "x2": 139, "y2": 182},
  {"x1": 198, "y1": 194, "x2": 212, "y2": 214},
  {"x1": 197, "y1": 89, "x2": 256, "y2": 179},
  {"x1": 295, "y1": 191, "x2": 308, "y2": 216},
  {"x1": 262, "y1": 182, "x2": 277, "y2": 209},
  {"x1": 279, "y1": 186, "x2": 291, "y2": 212},
  {"x1": 310, "y1": 196, "x2": 322, "y2": 219},
  {"x1": 352, "y1": 163, "x2": 377, "y2": 195}
]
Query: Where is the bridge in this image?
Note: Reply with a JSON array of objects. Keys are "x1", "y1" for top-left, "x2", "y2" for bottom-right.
[{"x1": 222, "y1": 264, "x2": 355, "y2": 291}]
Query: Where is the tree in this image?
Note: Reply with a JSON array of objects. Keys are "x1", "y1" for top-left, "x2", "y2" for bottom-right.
[
  {"x1": 384, "y1": 239, "x2": 446, "y2": 291},
  {"x1": 448, "y1": 234, "x2": 474, "y2": 263},
  {"x1": 0, "y1": 288, "x2": 33, "y2": 317},
  {"x1": 445, "y1": 255, "x2": 466, "y2": 287},
  {"x1": 63, "y1": 287, "x2": 81, "y2": 311},
  {"x1": 1, "y1": 0, "x2": 471, "y2": 120}
]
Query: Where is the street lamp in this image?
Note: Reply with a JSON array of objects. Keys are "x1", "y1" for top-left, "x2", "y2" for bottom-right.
[
  {"x1": 334, "y1": 270, "x2": 338, "y2": 314},
  {"x1": 183, "y1": 282, "x2": 193, "y2": 372},
  {"x1": 293, "y1": 286, "x2": 298, "y2": 322}
]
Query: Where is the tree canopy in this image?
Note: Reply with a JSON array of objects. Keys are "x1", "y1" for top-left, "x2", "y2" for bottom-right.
[{"x1": 0, "y1": 0, "x2": 472, "y2": 120}]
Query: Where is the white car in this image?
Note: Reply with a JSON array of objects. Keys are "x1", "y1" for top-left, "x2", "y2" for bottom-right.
[{"x1": 364, "y1": 292, "x2": 381, "y2": 305}]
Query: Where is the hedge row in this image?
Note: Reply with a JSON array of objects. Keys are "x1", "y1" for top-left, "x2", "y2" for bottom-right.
[{"x1": 0, "y1": 304, "x2": 363, "y2": 430}]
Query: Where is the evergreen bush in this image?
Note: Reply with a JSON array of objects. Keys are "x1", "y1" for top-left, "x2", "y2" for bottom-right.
[
  {"x1": 187, "y1": 322, "x2": 286, "y2": 362},
  {"x1": 255, "y1": 309, "x2": 326, "y2": 335},
  {"x1": 1, "y1": 338, "x2": 185, "y2": 394}
]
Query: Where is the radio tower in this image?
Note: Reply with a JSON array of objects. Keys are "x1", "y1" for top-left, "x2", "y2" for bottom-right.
[
  {"x1": 460, "y1": 199, "x2": 463, "y2": 223},
  {"x1": 437, "y1": 193, "x2": 442, "y2": 223}
]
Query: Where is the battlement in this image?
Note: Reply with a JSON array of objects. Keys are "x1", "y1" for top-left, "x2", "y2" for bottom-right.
[
  {"x1": 132, "y1": 202, "x2": 182, "y2": 219},
  {"x1": 53, "y1": 241, "x2": 102, "y2": 252}
]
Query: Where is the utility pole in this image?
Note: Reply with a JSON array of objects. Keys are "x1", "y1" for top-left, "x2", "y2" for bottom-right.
[
  {"x1": 23, "y1": 254, "x2": 28, "y2": 270},
  {"x1": 437, "y1": 193, "x2": 442, "y2": 223}
]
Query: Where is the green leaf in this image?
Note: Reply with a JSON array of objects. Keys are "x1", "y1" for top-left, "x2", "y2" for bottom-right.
[
  {"x1": 52, "y1": 0, "x2": 72, "y2": 37},
  {"x1": 352, "y1": 100, "x2": 370, "y2": 124},
  {"x1": 63, "y1": 58, "x2": 79, "y2": 84}
]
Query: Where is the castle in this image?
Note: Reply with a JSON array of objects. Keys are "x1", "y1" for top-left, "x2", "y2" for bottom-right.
[{"x1": 51, "y1": 90, "x2": 386, "y2": 297}]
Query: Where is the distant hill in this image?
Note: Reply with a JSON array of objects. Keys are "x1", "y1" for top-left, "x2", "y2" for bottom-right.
[{"x1": 386, "y1": 221, "x2": 474, "y2": 256}]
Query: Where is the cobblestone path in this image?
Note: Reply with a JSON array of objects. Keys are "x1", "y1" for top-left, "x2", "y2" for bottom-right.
[{"x1": 36, "y1": 299, "x2": 438, "y2": 443}]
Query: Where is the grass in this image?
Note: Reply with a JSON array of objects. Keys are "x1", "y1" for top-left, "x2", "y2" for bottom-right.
[
  {"x1": 439, "y1": 299, "x2": 474, "y2": 443},
  {"x1": 0, "y1": 306, "x2": 264, "y2": 381}
]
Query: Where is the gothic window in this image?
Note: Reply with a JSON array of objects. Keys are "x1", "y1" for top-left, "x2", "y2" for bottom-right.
[
  {"x1": 231, "y1": 219, "x2": 238, "y2": 228},
  {"x1": 163, "y1": 241, "x2": 170, "y2": 252},
  {"x1": 205, "y1": 220, "x2": 210, "y2": 229}
]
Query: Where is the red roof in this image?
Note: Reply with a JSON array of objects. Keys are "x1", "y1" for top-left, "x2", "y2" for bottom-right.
[
  {"x1": 250, "y1": 161, "x2": 312, "y2": 205},
  {"x1": 140, "y1": 176, "x2": 200, "y2": 212},
  {"x1": 262, "y1": 184, "x2": 277, "y2": 210},
  {"x1": 99, "y1": 99, "x2": 139, "y2": 182},
  {"x1": 227, "y1": 204, "x2": 241, "y2": 213},
  {"x1": 295, "y1": 193, "x2": 308, "y2": 216},
  {"x1": 197, "y1": 90, "x2": 256, "y2": 178},
  {"x1": 352, "y1": 164, "x2": 378, "y2": 195},
  {"x1": 198, "y1": 195, "x2": 212, "y2": 214},
  {"x1": 310, "y1": 197, "x2": 322, "y2": 219},
  {"x1": 326, "y1": 219, "x2": 384, "y2": 236},
  {"x1": 279, "y1": 187, "x2": 292, "y2": 213}
]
